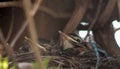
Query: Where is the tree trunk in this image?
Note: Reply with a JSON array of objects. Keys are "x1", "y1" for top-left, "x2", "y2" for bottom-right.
[{"x1": 93, "y1": 22, "x2": 120, "y2": 57}]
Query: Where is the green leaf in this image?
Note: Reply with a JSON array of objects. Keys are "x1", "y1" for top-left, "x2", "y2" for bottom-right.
[
  {"x1": 0, "y1": 55, "x2": 2, "y2": 69},
  {"x1": 11, "y1": 64, "x2": 17, "y2": 69},
  {"x1": 3, "y1": 57, "x2": 9, "y2": 69},
  {"x1": 33, "y1": 61, "x2": 40, "y2": 69},
  {"x1": 42, "y1": 57, "x2": 51, "y2": 69},
  {"x1": 53, "y1": 67, "x2": 60, "y2": 69},
  {"x1": 33, "y1": 57, "x2": 51, "y2": 69}
]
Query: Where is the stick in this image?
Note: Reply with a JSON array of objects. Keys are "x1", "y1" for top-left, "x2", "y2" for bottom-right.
[
  {"x1": 24, "y1": 36, "x2": 46, "y2": 52},
  {"x1": 0, "y1": 1, "x2": 71, "y2": 18},
  {"x1": 22, "y1": 0, "x2": 44, "y2": 69},
  {"x1": 0, "y1": 30, "x2": 15, "y2": 57},
  {"x1": 31, "y1": 0, "x2": 43, "y2": 15},
  {"x1": 84, "y1": 0, "x2": 102, "y2": 40},
  {"x1": 97, "y1": 0, "x2": 117, "y2": 27},
  {"x1": 0, "y1": 1, "x2": 21, "y2": 8},
  {"x1": 63, "y1": 0, "x2": 88, "y2": 34},
  {"x1": 10, "y1": 21, "x2": 28, "y2": 47},
  {"x1": 5, "y1": 8, "x2": 14, "y2": 42},
  {"x1": 39, "y1": 6, "x2": 71, "y2": 18}
]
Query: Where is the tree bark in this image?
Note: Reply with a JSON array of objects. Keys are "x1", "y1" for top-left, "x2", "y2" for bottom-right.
[{"x1": 93, "y1": 22, "x2": 120, "y2": 57}]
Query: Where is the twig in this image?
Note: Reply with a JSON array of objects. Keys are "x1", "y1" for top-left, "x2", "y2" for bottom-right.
[
  {"x1": 0, "y1": 1, "x2": 71, "y2": 18},
  {"x1": 84, "y1": 0, "x2": 102, "y2": 40},
  {"x1": 97, "y1": 0, "x2": 117, "y2": 27},
  {"x1": 31, "y1": 0, "x2": 43, "y2": 16},
  {"x1": 63, "y1": 0, "x2": 88, "y2": 34},
  {"x1": 59, "y1": 31, "x2": 79, "y2": 44},
  {"x1": 0, "y1": 30, "x2": 15, "y2": 57},
  {"x1": 39, "y1": 6, "x2": 71, "y2": 18},
  {"x1": 0, "y1": 1, "x2": 21, "y2": 8},
  {"x1": 0, "y1": 30, "x2": 19, "y2": 68},
  {"x1": 10, "y1": 21, "x2": 28, "y2": 47},
  {"x1": 22, "y1": 0, "x2": 44, "y2": 69},
  {"x1": 59, "y1": 31, "x2": 78, "y2": 49},
  {"x1": 5, "y1": 8, "x2": 14, "y2": 42},
  {"x1": 24, "y1": 36, "x2": 46, "y2": 52},
  {"x1": 10, "y1": 0, "x2": 41, "y2": 47}
]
